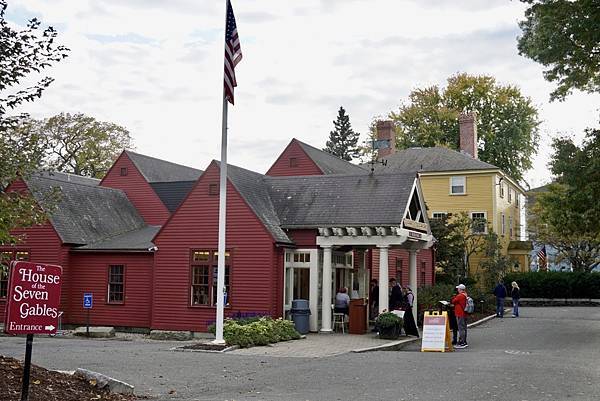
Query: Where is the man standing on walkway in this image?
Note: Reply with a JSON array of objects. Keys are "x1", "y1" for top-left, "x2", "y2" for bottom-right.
[
  {"x1": 451, "y1": 284, "x2": 468, "y2": 348},
  {"x1": 493, "y1": 280, "x2": 507, "y2": 318}
]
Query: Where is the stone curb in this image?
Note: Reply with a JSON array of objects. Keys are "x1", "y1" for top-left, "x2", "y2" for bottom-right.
[
  {"x1": 468, "y1": 308, "x2": 511, "y2": 328},
  {"x1": 351, "y1": 336, "x2": 421, "y2": 353},
  {"x1": 73, "y1": 368, "x2": 134, "y2": 395}
]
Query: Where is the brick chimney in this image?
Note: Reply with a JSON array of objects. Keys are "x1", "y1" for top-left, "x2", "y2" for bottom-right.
[
  {"x1": 458, "y1": 112, "x2": 478, "y2": 159},
  {"x1": 376, "y1": 120, "x2": 396, "y2": 159}
]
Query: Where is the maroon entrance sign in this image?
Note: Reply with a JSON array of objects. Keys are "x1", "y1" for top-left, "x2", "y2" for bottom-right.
[{"x1": 4, "y1": 261, "x2": 63, "y2": 335}]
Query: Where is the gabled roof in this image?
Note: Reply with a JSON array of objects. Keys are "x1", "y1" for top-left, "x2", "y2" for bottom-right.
[
  {"x1": 76, "y1": 225, "x2": 161, "y2": 251},
  {"x1": 294, "y1": 139, "x2": 367, "y2": 175},
  {"x1": 218, "y1": 162, "x2": 292, "y2": 244},
  {"x1": 26, "y1": 171, "x2": 147, "y2": 246},
  {"x1": 125, "y1": 150, "x2": 203, "y2": 183},
  {"x1": 369, "y1": 147, "x2": 497, "y2": 173},
  {"x1": 150, "y1": 181, "x2": 196, "y2": 212},
  {"x1": 265, "y1": 173, "x2": 417, "y2": 228}
]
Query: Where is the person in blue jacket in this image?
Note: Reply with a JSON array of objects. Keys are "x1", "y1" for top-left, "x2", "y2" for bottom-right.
[{"x1": 493, "y1": 280, "x2": 507, "y2": 317}]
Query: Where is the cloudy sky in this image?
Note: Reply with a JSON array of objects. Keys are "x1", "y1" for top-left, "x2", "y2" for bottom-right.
[{"x1": 6, "y1": 0, "x2": 600, "y2": 188}]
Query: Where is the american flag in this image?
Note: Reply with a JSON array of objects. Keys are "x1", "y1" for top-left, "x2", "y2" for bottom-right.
[
  {"x1": 537, "y1": 245, "x2": 547, "y2": 270},
  {"x1": 224, "y1": 0, "x2": 242, "y2": 104}
]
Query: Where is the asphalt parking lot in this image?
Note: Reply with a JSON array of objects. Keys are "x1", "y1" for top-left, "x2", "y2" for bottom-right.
[{"x1": 1, "y1": 307, "x2": 599, "y2": 401}]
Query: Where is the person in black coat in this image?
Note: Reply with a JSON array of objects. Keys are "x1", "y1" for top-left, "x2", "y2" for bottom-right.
[
  {"x1": 369, "y1": 279, "x2": 379, "y2": 318},
  {"x1": 493, "y1": 280, "x2": 508, "y2": 317},
  {"x1": 402, "y1": 286, "x2": 419, "y2": 337},
  {"x1": 389, "y1": 278, "x2": 404, "y2": 310}
]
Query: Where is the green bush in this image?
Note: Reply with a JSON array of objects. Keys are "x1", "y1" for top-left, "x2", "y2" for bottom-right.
[
  {"x1": 503, "y1": 271, "x2": 600, "y2": 299},
  {"x1": 416, "y1": 283, "x2": 497, "y2": 326},
  {"x1": 375, "y1": 312, "x2": 403, "y2": 329},
  {"x1": 217, "y1": 317, "x2": 300, "y2": 348}
]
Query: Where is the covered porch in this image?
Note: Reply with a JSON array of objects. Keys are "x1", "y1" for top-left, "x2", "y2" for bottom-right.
[{"x1": 316, "y1": 224, "x2": 433, "y2": 333}]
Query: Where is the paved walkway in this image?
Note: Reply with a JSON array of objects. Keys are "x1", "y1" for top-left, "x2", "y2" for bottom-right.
[
  {"x1": 230, "y1": 332, "x2": 413, "y2": 357},
  {"x1": 1, "y1": 307, "x2": 599, "y2": 401}
]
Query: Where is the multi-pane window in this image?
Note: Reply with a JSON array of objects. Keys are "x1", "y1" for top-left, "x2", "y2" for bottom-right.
[
  {"x1": 450, "y1": 176, "x2": 466, "y2": 195},
  {"x1": 500, "y1": 183, "x2": 505, "y2": 198},
  {"x1": 293, "y1": 252, "x2": 310, "y2": 263},
  {"x1": 470, "y1": 212, "x2": 487, "y2": 234},
  {"x1": 120, "y1": 167, "x2": 128, "y2": 176},
  {"x1": 108, "y1": 265, "x2": 125, "y2": 303},
  {"x1": 395, "y1": 258, "x2": 403, "y2": 285},
  {"x1": 501, "y1": 213, "x2": 506, "y2": 235},
  {"x1": 191, "y1": 250, "x2": 231, "y2": 306},
  {"x1": 509, "y1": 216, "x2": 514, "y2": 238},
  {"x1": 208, "y1": 183, "x2": 219, "y2": 195},
  {"x1": 508, "y1": 188, "x2": 512, "y2": 203},
  {"x1": 432, "y1": 212, "x2": 448, "y2": 220},
  {"x1": 0, "y1": 251, "x2": 29, "y2": 298}
]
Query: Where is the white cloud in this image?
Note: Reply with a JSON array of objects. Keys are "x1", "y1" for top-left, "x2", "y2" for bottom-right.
[{"x1": 5, "y1": 0, "x2": 599, "y2": 189}]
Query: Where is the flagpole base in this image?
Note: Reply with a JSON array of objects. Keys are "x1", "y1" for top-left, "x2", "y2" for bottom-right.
[{"x1": 211, "y1": 339, "x2": 226, "y2": 345}]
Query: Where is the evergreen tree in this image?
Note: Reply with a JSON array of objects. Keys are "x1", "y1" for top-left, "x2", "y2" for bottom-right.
[{"x1": 324, "y1": 106, "x2": 360, "y2": 161}]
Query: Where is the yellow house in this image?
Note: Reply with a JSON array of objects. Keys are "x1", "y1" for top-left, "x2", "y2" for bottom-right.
[{"x1": 373, "y1": 114, "x2": 531, "y2": 277}]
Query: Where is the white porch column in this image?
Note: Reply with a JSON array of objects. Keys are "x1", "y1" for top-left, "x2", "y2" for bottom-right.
[
  {"x1": 320, "y1": 245, "x2": 333, "y2": 333},
  {"x1": 309, "y1": 249, "x2": 319, "y2": 332},
  {"x1": 409, "y1": 249, "x2": 418, "y2": 319},
  {"x1": 378, "y1": 245, "x2": 389, "y2": 314}
]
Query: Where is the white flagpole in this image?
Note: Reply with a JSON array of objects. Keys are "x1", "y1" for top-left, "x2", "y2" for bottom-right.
[
  {"x1": 214, "y1": 0, "x2": 230, "y2": 345},
  {"x1": 214, "y1": 94, "x2": 228, "y2": 344}
]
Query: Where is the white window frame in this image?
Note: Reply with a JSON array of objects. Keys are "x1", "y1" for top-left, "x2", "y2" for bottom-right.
[
  {"x1": 449, "y1": 176, "x2": 466, "y2": 195},
  {"x1": 431, "y1": 212, "x2": 448, "y2": 220},
  {"x1": 470, "y1": 211, "x2": 488, "y2": 234},
  {"x1": 499, "y1": 183, "x2": 505, "y2": 198},
  {"x1": 508, "y1": 187, "x2": 512, "y2": 203},
  {"x1": 501, "y1": 213, "x2": 506, "y2": 236}
]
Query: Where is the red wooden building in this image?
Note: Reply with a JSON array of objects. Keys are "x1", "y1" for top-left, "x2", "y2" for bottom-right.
[{"x1": 1, "y1": 139, "x2": 435, "y2": 334}]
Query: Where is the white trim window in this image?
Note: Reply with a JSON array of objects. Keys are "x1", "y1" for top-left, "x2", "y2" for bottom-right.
[
  {"x1": 450, "y1": 176, "x2": 466, "y2": 195},
  {"x1": 470, "y1": 212, "x2": 487, "y2": 234},
  {"x1": 509, "y1": 215, "x2": 513, "y2": 238},
  {"x1": 499, "y1": 183, "x2": 505, "y2": 198},
  {"x1": 432, "y1": 212, "x2": 448, "y2": 220},
  {"x1": 508, "y1": 187, "x2": 512, "y2": 203},
  {"x1": 501, "y1": 213, "x2": 506, "y2": 236}
]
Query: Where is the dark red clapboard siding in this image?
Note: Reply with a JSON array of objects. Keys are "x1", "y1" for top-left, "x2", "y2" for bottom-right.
[
  {"x1": 287, "y1": 229, "x2": 318, "y2": 247},
  {"x1": 152, "y1": 162, "x2": 278, "y2": 332},
  {"x1": 100, "y1": 152, "x2": 170, "y2": 225},
  {"x1": 66, "y1": 252, "x2": 153, "y2": 328},
  {"x1": 266, "y1": 139, "x2": 323, "y2": 176},
  {"x1": 371, "y1": 248, "x2": 435, "y2": 287},
  {"x1": 0, "y1": 179, "x2": 69, "y2": 322}
]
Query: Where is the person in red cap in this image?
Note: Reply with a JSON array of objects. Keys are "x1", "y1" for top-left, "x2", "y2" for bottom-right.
[{"x1": 451, "y1": 284, "x2": 468, "y2": 348}]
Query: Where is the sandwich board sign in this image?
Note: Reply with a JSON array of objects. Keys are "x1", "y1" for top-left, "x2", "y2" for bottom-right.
[
  {"x1": 421, "y1": 311, "x2": 453, "y2": 352},
  {"x1": 3, "y1": 261, "x2": 63, "y2": 401}
]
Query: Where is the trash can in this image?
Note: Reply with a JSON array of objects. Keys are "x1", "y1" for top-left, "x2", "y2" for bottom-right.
[{"x1": 290, "y1": 299, "x2": 311, "y2": 334}]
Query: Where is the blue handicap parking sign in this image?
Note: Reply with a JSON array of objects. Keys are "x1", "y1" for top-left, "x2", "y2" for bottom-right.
[{"x1": 83, "y1": 293, "x2": 93, "y2": 309}]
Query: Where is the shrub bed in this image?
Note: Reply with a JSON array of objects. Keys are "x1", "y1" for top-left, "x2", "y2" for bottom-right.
[
  {"x1": 503, "y1": 271, "x2": 600, "y2": 299},
  {"x1": 416, "y1": 284, "x2": 496, "y2": 326},
  {"x1": 209, "y1": 317, "x2": 301, "y2": 348}
]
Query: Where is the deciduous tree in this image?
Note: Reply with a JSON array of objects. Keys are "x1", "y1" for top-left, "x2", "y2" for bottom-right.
[
  {"x1": 517, "y1": 0, "x2": 600, "y2": 101},
  {"x1": 389, "y1": 73, "x2": 540, "y2": 182},
  {"x1": 36, "y1": 112, "x2": 133, "y2": 178},
  {"x1": 0, "y1": 0, "x2": 68, "y2": 244},
  {"x1": 528, "y1": 128, "x2": 600, "y2": 272}
]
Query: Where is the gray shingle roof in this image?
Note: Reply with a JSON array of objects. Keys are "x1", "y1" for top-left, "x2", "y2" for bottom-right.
[
  {"x1": 368, "y1": 147, "x2": 497, "y2": 173},
  {"x1": 265, "y1": 173, "x2": 417, "y2": 228},
  {"x1": 219, "y1": 162, "x2": 292, "y2": 244},
  {"x1": 76, "y1": 225, "x2": 161, "y2": 251},
  {"x1": 295, "y1": 140, "x2": 367, "y2": 175},
  {"x1": 150, "y1": 181, "x2": 196, "y2": 212},
  {"x1": 26, "y1": 172, "x2": 147, "y2": 246},
  {"x1": 125, "y1": 150, "x2": 203, "y2": 183}
]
